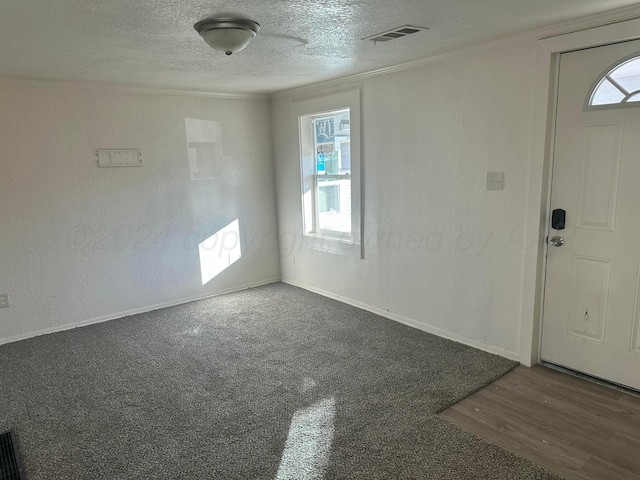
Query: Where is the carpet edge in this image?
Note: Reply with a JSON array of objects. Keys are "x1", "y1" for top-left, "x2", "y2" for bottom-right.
[{"x1": 282, "y1": 278, "x2": 520, "y2": 362}]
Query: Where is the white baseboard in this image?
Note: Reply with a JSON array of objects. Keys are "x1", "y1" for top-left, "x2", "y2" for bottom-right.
[
  {"x1": 282, "y1": 278, "x2": 520, "y2": 363},
  {"x1": 2, "y1": 276, "x2": 521, "y2": 364},
  {"x1": 0, "y1": 277, "x2": 281, "y2": 346}
]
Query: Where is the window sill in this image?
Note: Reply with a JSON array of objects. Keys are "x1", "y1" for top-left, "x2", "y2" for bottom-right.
[
  {"x1": 301, "y1": 233, "x2": 363, "y2": 259},
  {"x1": 306, "y1": 231, "x2": 351, "y2": 243}
]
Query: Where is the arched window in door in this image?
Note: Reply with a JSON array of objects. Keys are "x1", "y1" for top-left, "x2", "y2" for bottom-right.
[{"x1": 589, "y1": 55, "x2": 640, "y2": 107}]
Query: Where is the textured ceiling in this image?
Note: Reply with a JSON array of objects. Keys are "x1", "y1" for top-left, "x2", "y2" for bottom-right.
[{"x1": 0, "y1": 0, "x2": 638, "y2": 94}]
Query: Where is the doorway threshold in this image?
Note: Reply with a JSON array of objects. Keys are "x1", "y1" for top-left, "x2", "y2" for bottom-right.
[{"x1": 540, "y1": 360, "x2": 640, "y2": 398}]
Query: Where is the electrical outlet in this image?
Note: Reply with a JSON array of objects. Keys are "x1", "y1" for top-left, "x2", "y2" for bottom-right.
[
  {"x1": 0, "y1": 293, "x2": 9, "y2": 308},
  {"x1": 486, "y1": 171, "x2": 504, "y2": 190},
  {"x1": 290, "y1": 255, "x2": 296, "y2": 265}
]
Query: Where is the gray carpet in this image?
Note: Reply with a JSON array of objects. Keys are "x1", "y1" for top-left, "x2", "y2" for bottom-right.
[{"x1": 0, "y1": 283, "x2": 560, "y2": 479}]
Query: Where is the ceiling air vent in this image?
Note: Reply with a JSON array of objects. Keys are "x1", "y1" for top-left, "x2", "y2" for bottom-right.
[{"x1": 363, "y1": 25, "x2": 429, "y2": 44}]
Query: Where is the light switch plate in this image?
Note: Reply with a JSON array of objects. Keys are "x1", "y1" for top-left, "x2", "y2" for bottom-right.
[
  {"x1": 97, "y1": 149, "x2": 143, "y2": 167},
  {"x1": 0, "y1": 293, "x2": 9, "y2": 308},
  {"x1": 487, "y1": 171, "x2": 504, "y2": 190}
]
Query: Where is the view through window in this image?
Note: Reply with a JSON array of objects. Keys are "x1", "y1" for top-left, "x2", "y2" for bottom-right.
[
  {"x1": 590, "y1": 55, "x2": 640, "y2": 106},
  {"x1": 312, "y1": 109, "x2": 351, "y2": 238}
]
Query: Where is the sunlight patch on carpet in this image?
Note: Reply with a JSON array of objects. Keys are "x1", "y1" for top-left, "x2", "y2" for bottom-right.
[{"x1": 275, "y1": 397, "x2": 336, "y2": 480}]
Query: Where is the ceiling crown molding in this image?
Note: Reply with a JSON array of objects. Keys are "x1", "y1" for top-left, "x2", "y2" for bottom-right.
[
  {"x1": 0, "y1": 76, "x2": 269, "y2": 100},
  {"x1": 271, "y1": 3, "x2": 640, "y2": 100}
]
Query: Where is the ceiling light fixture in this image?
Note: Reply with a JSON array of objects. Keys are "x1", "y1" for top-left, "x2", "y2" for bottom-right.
[{"x1": 194, "y1": 18, "x2": 260, "y2": 56}]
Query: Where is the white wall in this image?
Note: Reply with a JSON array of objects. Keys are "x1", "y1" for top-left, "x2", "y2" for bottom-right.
[
  {"x1": 0, "y1": 81, "x2": 280, "y2": 343},
  {"x1": 272, "y1": 40, "x2": 541, "y2": 360}
]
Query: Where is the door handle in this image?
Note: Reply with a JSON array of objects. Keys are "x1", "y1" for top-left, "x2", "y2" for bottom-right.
[{"x1": 549, "y1": 235, "x2": 564, "y2": 247}]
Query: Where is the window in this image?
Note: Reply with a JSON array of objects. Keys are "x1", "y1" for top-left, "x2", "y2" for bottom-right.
[
  {"x1": 305, "y1": 109, "x2": 351, "y2": 239},
  {"x1": 589, "y1": 55, "x2": 640, "y2": 107},
  {"x1": 293, "y1": 90, "x2": 362, "y2": 257}
]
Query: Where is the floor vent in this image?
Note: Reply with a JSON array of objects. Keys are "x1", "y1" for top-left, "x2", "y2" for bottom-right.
[
  {"x1": 362, "y1": 25, "x2": 429, "y2": 44},
  {"x1": 0, "y1": 430, "x2": 25, "y2": 480}
]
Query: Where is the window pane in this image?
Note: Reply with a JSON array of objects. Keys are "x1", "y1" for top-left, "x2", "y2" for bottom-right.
[
  {"x1": 340, "y1": 141, "x2": 351, "y2": 172},
  {"x1": 627, "y1": 92, "x2": 640, "y2": 103},
  {"x1": 314, "y1": 111, "x2": 350, "y2": 175},
  {"x1": 610, "y1": 57, "x2": 640, "y2": 93},
  {"x1": 591, "y1": 78, "x2": 625, "y2": 105},
  {"x1": 317, "y1": 177, "x2": 351, "y2": 234}
]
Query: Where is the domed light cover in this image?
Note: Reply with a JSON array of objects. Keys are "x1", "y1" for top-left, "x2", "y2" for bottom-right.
[{"x1": 194, "y1": 18, "x2": 260, "y2": 55}]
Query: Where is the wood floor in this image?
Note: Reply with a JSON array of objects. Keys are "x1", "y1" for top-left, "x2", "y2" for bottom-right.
[{"x1": 440, "y1": 365, "x2": 640, "y2": 480}]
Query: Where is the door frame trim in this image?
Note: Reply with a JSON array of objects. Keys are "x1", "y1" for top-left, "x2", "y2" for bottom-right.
[{"x1": 520, "y1": 17, "x2": 640, "y2": 366}]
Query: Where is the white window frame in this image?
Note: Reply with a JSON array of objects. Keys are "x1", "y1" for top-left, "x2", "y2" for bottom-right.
[{"x1": 292, "y1": 89, "x2": 362, "y2": 258}]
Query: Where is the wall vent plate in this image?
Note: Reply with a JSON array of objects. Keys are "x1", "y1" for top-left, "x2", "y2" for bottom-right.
[
  {"x1": 362, "y1": 25, "x2": 429, "y2": 43},
  {"x1": 97, "y1": 150, "x2": 143, "y2": 167},
  {"x1": 0, "y1": 429, "x2": 26, "y2": 479}
]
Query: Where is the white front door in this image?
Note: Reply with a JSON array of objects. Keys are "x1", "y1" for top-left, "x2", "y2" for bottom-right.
[{"x1": 541, "y1": 39, "x2": 640, "y2": 391}]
